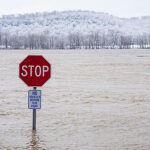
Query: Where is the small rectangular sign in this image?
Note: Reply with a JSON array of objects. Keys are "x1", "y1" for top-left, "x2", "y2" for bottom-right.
[{"x1": 28, "y1": 90, "x2": 41, "y2": 109}]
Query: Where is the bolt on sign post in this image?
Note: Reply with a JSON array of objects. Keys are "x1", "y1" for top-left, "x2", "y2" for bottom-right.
[{"x1": 19, "y1": 55, "x2": 51, "y2": 130}]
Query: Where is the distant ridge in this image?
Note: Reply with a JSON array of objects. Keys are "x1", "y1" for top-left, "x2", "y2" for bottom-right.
[{"x1": 0, "y1": 10, "x2": 150, "y2": 36}]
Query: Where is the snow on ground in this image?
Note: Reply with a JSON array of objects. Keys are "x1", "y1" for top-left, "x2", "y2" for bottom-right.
[{"x1": 0, "y1": 49, "x2": 150, "y2": 150}]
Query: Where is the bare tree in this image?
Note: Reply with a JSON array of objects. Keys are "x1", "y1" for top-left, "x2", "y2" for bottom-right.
[{"x1": 4, "y1": 32, "x2": 9, "y2": 49}]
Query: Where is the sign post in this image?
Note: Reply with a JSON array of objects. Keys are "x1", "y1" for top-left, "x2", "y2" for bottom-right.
[
  {"x1": 19, "y1": 55, "x2": 51, "y2": 130},
  {"x1": 28, "y1": 87, "x2": 41, "y2": 130},
  {"x1": 33, "y1": 87, "x2": 36, "y2": 130}
]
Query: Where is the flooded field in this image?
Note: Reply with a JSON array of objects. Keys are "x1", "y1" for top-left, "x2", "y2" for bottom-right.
[{"x1": 0, "y1": 49, "x2": 150, "y2": 150}]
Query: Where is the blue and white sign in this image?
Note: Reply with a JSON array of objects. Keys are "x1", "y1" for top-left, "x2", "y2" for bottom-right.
[{"x1": 28, "y1": 90, "x2": 41, "y2": 109}]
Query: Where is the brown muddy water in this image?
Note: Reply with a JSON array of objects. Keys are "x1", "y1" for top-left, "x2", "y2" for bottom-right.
[{"x1": 0, "y1": 49, "x2": 150, "y2": 150}]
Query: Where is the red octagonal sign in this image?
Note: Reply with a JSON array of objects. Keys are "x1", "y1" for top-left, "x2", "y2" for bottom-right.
[{"x1": 19, "y1": 55, "x2": 51, "y2": 87}]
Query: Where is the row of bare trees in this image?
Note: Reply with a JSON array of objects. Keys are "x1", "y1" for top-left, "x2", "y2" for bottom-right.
[{"x1": 0, "y1": 30, "x2": 150, "y2": 49}]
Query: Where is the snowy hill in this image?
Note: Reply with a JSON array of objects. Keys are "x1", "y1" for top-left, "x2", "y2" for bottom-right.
[{"x1": 0, "y1": 11, "x2": 150, "y2": 36}]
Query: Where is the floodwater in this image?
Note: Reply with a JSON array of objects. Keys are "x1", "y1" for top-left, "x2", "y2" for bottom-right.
[{"x1": 0, "y1": 49, "x2": 150, "y2": 150}]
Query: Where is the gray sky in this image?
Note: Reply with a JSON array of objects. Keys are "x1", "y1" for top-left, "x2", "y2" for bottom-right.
[{"x1": 0, "y1": 0, "x2": 150, "y2": 18}]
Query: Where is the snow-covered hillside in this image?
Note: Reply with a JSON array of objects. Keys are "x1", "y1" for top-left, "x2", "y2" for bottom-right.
[{"x1": 0, "y1": 11, "x2": 150, "y2": 36}]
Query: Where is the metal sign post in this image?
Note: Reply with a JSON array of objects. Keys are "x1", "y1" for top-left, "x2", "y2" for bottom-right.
[
  {"x1": 28, "y1": 87, "x2": 41, "y2": 130},
  {"x1": 33, "y1": 87, "x2": 36, "y2": 130}
]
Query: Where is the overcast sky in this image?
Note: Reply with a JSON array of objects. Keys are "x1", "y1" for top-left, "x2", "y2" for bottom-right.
[{"x1": 0, "y1": 0, "x2": 150, "y2": 18}]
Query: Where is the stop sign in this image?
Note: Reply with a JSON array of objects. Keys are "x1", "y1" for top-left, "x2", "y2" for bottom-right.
[{"x1": 19, "y1": 55, "x2": 51, "y2": 86}]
